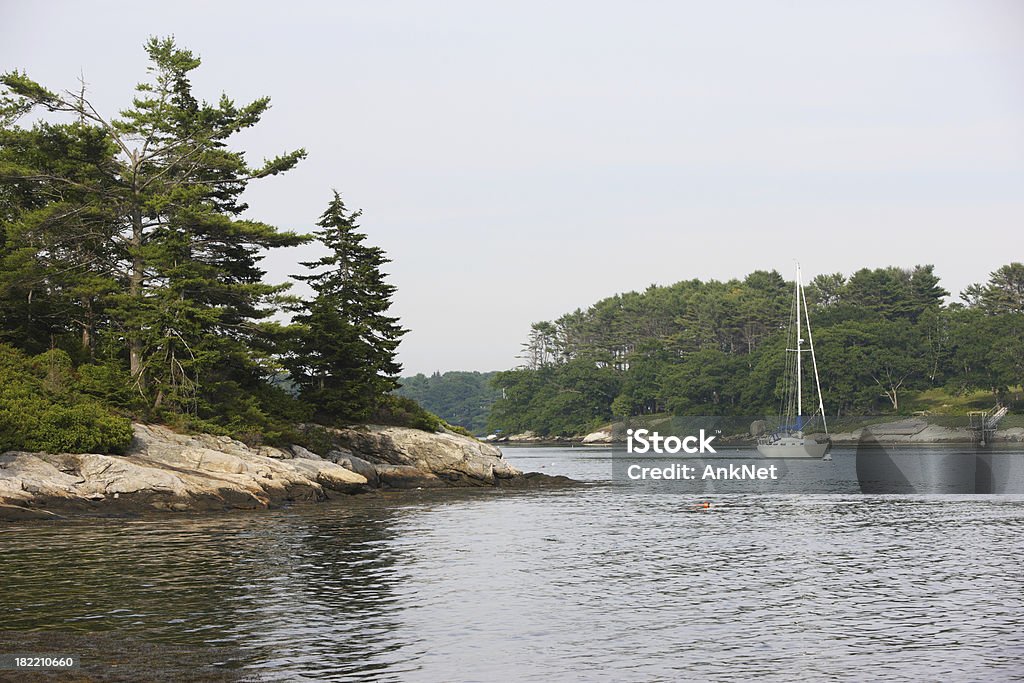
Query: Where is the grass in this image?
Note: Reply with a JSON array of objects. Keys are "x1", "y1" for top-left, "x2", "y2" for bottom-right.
[{"x1": 900, "y1": 388, "x2": 1009, "y2": 415}]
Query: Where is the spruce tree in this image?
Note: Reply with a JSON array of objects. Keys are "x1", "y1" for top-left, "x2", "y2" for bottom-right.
[
  {"x1": 0, "y1": 119, "x2": 122, "y2": 356},
  {"x1": 1, "y1": 37, "x2": 308, "y2": 415},
  {"x1": 288, "y1": 192, "x2": 406, "y2": 423}
]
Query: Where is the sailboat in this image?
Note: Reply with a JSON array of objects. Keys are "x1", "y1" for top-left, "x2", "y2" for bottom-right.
[{"x1": 757, "y1": 264, "x2": 831, "y2": 459}]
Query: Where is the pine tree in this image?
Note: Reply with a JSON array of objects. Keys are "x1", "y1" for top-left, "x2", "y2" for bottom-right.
[
  {"x1": 288, "y1": 192, "x2": 406, "y2": 422},
  {"x1": 1, "y1": 37, "x2": 308, "y2": 414},
  {"x1": 0, "y1": 119, "x2": 122, "y2": 356}
]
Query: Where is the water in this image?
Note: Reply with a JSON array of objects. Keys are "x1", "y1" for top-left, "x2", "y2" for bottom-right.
[{"x1": 2, "y1": 446, "x2": 1023, "y2": 681}]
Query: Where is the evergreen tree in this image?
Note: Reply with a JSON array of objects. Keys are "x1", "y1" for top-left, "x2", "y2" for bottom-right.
[
  {"x1": 965, "y1": 263, "x2": 1024, "y2": 314},
  {"x1": 0, "y1": 119, "x2": 121, "y2": 356},
  {"x1": 287, "y1": 192, "x2": 406, "y2": 422},
  {"x1": 1, "y1": 37, "x2": 308, "y2": 415}
]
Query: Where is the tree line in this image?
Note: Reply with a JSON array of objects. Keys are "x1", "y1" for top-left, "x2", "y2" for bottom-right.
[
  {"x1": 0, "y1": 38, "x2": 424, "y2": 452},
  {"x1": 488, "y1": 264, "x2": 1024, "y2": 437},
  {"x1": 396, "y1": 371, "x2": 499, "y2": 435}
]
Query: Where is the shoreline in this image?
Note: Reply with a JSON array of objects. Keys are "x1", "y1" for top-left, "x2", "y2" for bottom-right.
[
  {"x1": 493, "y1": 418, "x2": 1024, "y2": 447},
  {"x1": 0, "y1": 423, "x2": 576, "y2": 521}
]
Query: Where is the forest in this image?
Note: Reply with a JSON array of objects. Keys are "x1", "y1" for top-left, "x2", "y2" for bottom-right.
[
  {"x1": 488, "y1": 264, "x2": 1024, "y2": 437},
  {"x1": 0, "y1": 38, "x2": 436, "y2": 454},
  {"x1": 395, "y1": 371, "x2": 499, "y2": 435}
]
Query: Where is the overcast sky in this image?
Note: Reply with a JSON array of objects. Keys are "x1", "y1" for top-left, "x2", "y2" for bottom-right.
[{"x1": 3, "y1": 1, "x2": 1023, "y2": 374}]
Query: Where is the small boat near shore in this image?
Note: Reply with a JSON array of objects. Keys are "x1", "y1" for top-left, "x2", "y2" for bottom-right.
[
  {"x1": 758, "y1": 432, "x2": 830, "y2": 459},
  {"x1": 757, "y1": 264, "x2": 832, "y2": 460}
]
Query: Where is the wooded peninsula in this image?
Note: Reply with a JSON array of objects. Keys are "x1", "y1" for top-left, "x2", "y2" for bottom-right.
[
  {"x1": 0, "y1": 38, "x2": 441, "y2": 455},
  {"x1": 483, "y1": 263, "x2": 1024, "y2": 437}
]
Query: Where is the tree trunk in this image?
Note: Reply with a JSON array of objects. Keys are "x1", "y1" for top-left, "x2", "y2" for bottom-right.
[
  {"x1": 129, "y1": 206, "x2": 146, "y2": 389},
  {"x1": 81, "y1": 297, "x2": 94, "y2": 357}
]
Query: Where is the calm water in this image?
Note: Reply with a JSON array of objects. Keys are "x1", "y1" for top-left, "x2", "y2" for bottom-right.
[{"x1": 2, "y1": 446, "x2": 1023, "y2": 681}]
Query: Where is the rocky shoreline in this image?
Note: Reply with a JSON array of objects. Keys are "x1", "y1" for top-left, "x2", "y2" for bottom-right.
[
  {"x1": 827, "y1": 419, "x2": 1024, "y2": 445},
  {"x1": 496, "y1": 419, "x2": 1024, "y2": 446},
  {"x1": 0, "y1": 423, "x2": 574, "y2": 521}
]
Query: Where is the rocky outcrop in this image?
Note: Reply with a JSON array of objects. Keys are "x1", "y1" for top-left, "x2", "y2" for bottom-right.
[
  {"x1": 493, "y1": 431, "x2": 576, "y2": 444},
  {"x1": 993, "y1": 426, "x2": 1024, "y2": 442},
  {"x1": 0, "y1": 422, "x2": 535, "y2": 519},
  {"x1": 831, "y1": 419, "x2": 968, "y2": 444},
  {"x1": 581, "y1": 428, "x2": 613, "y2": 444},
  {"x1": 827, "y1": 419, "x2": 1024, "y2": 444},
  {"x1": 323, "y1": 425, "x2": 522, "y2": 488},
  {"x1": 506, "y1": 431, "x2": 545, "y2": 442}
]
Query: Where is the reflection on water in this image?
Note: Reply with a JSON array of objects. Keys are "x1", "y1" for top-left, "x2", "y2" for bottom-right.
[{"x1": 1, "y1": 447, "x2": 1023, "y2": 681}]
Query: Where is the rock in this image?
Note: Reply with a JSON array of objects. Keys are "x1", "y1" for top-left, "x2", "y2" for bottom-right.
[
  {"x1": 507, "y1": 431, "x2": 543, "y2": 442},
  {"x1": 581, "y1": 429, "x2": 612, "y2": 444},
  {"x1": 285, "y1": 458, "x2": 367, "y2": 493},
  {"x1": 0, "y1": 423, "x2": 373, "y2": 517},
  {"x1": 827, "y1": 430, "x2": 862, "y2": 445},
  {"x1": 0, "y1": 453, "x2": 84, "y2": 503},
  {"x1": 59, "y1": 453, "x2": 191, "y2": 497},
  {"x1": 907, "y1": 424, "x2": 968, "y2": 443},
  {"x1": 328, "y1": 450, "x2": 380, "y2": 488},
  {"x1": 374, "y1": 464, "x2": 447, "y2": 489},
  {"x1": 324, "y1": 425, "x2": 521, "y2": 488},
  {"x1": 258, "y1": 445, "x2": 292, "y2": 459},
  {"x1": 865, "y1": 419, "x2": 928, "y2": 437},
  {"x1": 830, "y1": 419, "x2": 975, "y2": 444},
  {"x1": 0, "y1": 503, "x2": 63, "y2": 521},
  {"x1": 325, "y1": 447, "x2": 354, "y2": 461},
  {"x1": 994, "y1": 427, "x2": 1024, "y2": 442},
  {"x1": 290, "y1": 445, "x2": 322, "y2": 460},
  {"x1": 0, "y1": 420, "x2": 568, "y2": 519},
  {"x1": 749, "y1": 420, "x2": 768, "y2": 438},
  {"x1": 496, "y1": 472, "x2": 580, "y2": 488}
]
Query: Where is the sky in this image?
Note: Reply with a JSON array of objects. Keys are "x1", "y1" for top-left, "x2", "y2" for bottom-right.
[{"x1": 2, "y1": 1, "x2": 1023, "y2": 374}]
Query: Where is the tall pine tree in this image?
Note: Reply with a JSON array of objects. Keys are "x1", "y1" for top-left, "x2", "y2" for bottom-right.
[
  {"x1": 0, "y1": 118, "x2": 122, "y2": 356},
  {"x1": 1, "y1": 37, "x2": 308, "y2": 415},
  {"x1": 287, "y1": 192, "x2": 406, "y2": 423}
]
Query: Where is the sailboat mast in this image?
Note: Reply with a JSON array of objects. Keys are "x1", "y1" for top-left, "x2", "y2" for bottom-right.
[
  {"x1": 795, "y1": 264, "x2": 802, "y2": 424},
  {"x1": 800, "y1": 274, "x2": 829, "y2": 434}
]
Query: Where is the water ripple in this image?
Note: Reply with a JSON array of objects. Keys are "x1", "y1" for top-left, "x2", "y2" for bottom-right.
[{"x1": 0, "y1": 447, "x2": 1022, "y2": 680}]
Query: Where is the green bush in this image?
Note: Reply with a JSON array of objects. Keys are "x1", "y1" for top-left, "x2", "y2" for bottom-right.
[
  {"x1": 293, "y1": 424, "x2": 338, "y2": 456},
  {"x1": 77, "y1": 361, "x2": 141, "y2": 411},
  {"x1": 442, "y1": 422, "x2": 476, "y2": 438},
  {"x1": 179, "y1": 378, "x2": 315, "y2": 447},
  {"x1": 0, "y1": 344, "x2": 134, "y2": 454},
  {"x1": 371, "y1": 394, "x2": 444, "y2": 432},
  {"x1": 33, "y1": 403, "x2": 134, "y2": 453}
]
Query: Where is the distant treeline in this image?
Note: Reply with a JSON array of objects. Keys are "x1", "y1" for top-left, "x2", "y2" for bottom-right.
[
  {"x1": 396, "y1": 372, "x2": 499, "y2": 435},
  {"x1": 488, "y1": 264, "x2": 1024, "y2": 437}
]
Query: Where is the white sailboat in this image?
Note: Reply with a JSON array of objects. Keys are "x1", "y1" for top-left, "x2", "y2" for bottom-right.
[{"x1": 757, "y1": 264, "x2": 831, "y2": 459}]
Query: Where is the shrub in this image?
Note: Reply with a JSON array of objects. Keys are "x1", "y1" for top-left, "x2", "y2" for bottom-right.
[
  {"x1": 371, "y1": 394, "x2": 444, "y2": 432},
  {"x1": 77, "y1": 361, "x2": 141, "y2": 411},
  {"x1": 0, "y1": 344, "x2": 134, "y2": 454},
  {"x1": 443, "y1": 423, "x2": 476, "y2": 438},
  {"x1": 32, "y1": 403, "x2": 134, "y2": 453}
]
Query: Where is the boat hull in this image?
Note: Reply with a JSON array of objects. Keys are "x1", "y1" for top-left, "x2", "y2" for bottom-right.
[{"x1": 756, "y1": 438, "x2": 829, "y2": 459}]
